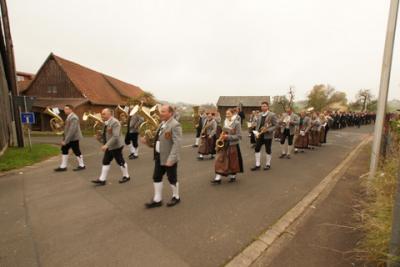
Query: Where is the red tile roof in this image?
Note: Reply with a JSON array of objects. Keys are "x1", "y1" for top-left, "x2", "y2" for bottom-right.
[
  {"x1": 17, "y1": 80, "x2": 32, "y2": 93},
  {"x1": 36, "y1": 54, "x2": 144, "y2": 105},
  {"x1": 33, "y1": 98, "x2": 89, "y2": 108}
]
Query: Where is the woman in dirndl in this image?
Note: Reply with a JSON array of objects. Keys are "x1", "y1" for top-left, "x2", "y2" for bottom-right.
[
  {"x1": 308, "y1": 112, "x2": 321, "y2": 147},
  {"x1": 294, "y1": 111, "x2": 311, "y2": 153},
  {"x1": 211, "y1": 109, "x2": 244, "y2": 184}
]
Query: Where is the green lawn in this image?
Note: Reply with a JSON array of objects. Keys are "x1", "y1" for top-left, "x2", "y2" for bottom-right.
[{"x1": 0, "y1": 144, "x2": 59, "y2": 172}]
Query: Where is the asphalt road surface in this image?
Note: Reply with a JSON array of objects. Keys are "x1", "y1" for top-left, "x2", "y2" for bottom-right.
[{"x1": 0, "y1": 126, "x2": 372, "y2": 267}]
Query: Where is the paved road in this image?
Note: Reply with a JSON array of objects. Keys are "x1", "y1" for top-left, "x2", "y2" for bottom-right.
[{"x1": 0, "y1": 126, "x2": 372, "y2": 267}]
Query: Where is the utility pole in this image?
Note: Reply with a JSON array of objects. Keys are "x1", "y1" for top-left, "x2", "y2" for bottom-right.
[
  {"x1": 0, "y1": 0, "x2": 24, "y2": 147},
  {"x1": 369, "y1": 0, "x2": 399, "y2": 179}
]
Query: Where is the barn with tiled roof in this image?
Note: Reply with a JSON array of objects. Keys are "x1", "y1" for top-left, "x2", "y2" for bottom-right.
[{"x1": 23, "y1": 53, "x2": 145, "y2": 131}]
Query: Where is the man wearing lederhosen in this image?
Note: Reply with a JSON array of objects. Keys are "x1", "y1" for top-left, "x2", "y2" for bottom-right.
[
  {"x1": 91, "y1": 108, "x2": 130, "y2": 186},
  {"x1": 279, "y1": 107, "x2": 299, "y2": 159},
  {"x1": 145, "y1": 105, "x2": 182, "y2": 208},
  {"x1": 125, "y1": 111, "x2": 144, "y2": 159},
  {"x1": 251, "y1": 101, "x2": 278, "y2": 171},
  {"x1": 193, "y1": 109, "x2": 206, "y2": 148},
  {"x1": 54, "y1": 105, "x2": 86, "y2": 172}
]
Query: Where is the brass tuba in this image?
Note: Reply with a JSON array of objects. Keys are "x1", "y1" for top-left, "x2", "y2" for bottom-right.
[
  {"x1": 115, "y1": 105, "x2": 129, "y2": 126},
  {"x1": 44, "y1": 107, "x2": 64, "y2": 135},
  {"x1": 82, "y1": 112, "x2": 105, "y2": 143},
  {"x1": 130, "y1": 104, "x2": 159, "y2": 148}
]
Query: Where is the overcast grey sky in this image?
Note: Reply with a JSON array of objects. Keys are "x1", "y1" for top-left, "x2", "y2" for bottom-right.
[{"x1": 9, "y1": 0, "x2": 400, "y2": 104}]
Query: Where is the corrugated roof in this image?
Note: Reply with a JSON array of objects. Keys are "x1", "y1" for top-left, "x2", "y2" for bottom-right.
[{"x1": 217, "y1": 96, "x2": 271, "y2": 107}]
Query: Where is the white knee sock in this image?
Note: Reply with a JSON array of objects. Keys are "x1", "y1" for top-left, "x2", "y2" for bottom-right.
[
  {"x1": 134, "y1": 146, "x2": 139, "y2": 156},
  {"x1": 170, "y1": 183, "x2": 179, "y2": 199},
  {"x1": 214, "y1": 174, "x2": 222, "y2": 181},
  {"x1": 195, "y1": 138, "x2": 200, "y2": 145},
  {"x1": 128, "y1": 144, "x2": 135, "y2": 154},
  {"x1": 76, "y1": 155, "x2": 85, "y2": 167},
  {"x1": 153, "y1": 182, "x2": 163, "y2": 202},
  {"x1": 266, "y1": 154, "x2": 272, "y2": 166},
  {"x1": 60, "y1": 154, "x2": 68, "y2": 168},
  {"x1": 280, "y1": 144, "x2": 285, "y2": 154},
  {"x1": 255, "y1": 152, "x2": 261, "y2": 167},
  {"x1": 99, "y1": 165, "x2": 111, "y2": 181},
  {"x1": 288, "y1": 145, "x2": 293, "y2": 155},
  {"x1": 120, "y1": 163, "x2": 129, "y2": 178}
]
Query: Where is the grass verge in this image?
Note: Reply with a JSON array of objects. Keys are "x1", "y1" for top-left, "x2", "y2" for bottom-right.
[
  {"x1": 0, "y1": 144, "x2": 59, "y2": 172},
  {"x1": 357, "y1": 134, "x2": 400, "y2": 266}
]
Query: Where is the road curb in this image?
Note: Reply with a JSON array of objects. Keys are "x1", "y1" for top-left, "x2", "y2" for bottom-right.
[{"x1": 225, "y1": 135, "x2": 372, "y2": 267}]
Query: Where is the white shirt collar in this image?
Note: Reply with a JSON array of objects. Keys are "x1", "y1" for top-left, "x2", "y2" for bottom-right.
[{"x1": 105, "y1": 117, "x2": 113, "y2": 126}]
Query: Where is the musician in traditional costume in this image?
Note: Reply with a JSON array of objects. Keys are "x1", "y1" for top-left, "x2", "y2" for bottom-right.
[
  {"x1": 198, "y1": 111, "x2": 217, "y2": 160},
  {"x1": 145, "y1": 105, "x2": 182, "y2": 208},
  {"x1": 319, "y1": 113, "x2": 327, "y2": 144},
  {"x1": 248, "y1": 110, "x2": 258, "y2": 147},
  {"x1": 125, "y1": 111, "x2": 144, "y2": 159},
  {"x1": 91, "y1": 108, "x2": 130, "y2": 186},
  {"x1": 322, "y1": 111, "x2": 333, "y2": 143},
  {"x1": 294, "y1": 111, "x2": 311, "y2": 153},
  {"x1": 251, "y1": 101, "x2": 278, "y2": 171},
  {"x1": 54, "y1": 105, "x2": 86, "y2": 172},
  {"x1": 308, "y1": 112, "x2": 321, "y2": 147},
  {"x1": 211, "y1": 109, "x2": 244, "y2": 184},
  {"x1": 274, "y1": 114, "x2": 283, "y2": 141},
  {"x1": 193, "y1": 109, "x2": 206, "y2": 148},
  {"x1": 279, "y1": 108, "x2": 299, "y2": 159}
]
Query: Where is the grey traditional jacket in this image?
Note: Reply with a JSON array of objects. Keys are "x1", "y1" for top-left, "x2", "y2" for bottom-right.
[
  {"x1": 103, "y1": 117, "x2": 124, "y2": 150},
  {"x1": 128, "y1": 114, "x2": 144, "y2": 133},
  {"x1": 256, "y1": 111, "x2": 278, "y2": 139},
  {"x1": 223, "y1": 118, "x2": 242, "y2": 146},
  {"x1": 202, "y1": 118, "x2": 217, "y2": 137},
  {"x1": 280, "y1": 112, "x2": 300, "y2": 135},
  {"x1": 63, "y1": 113, "x2": 83, "y2": 144},
  {"x1": 155, "y1": 117, "x2": 182, "y2": 165}
]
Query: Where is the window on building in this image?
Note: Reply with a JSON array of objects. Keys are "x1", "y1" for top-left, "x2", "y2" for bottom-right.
[{"x1": 47, "y1": 86, "x2": 57, "y2": 94}]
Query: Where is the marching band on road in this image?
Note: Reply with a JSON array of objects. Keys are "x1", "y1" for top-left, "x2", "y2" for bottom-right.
[{"x1": 50, "y1": 101, "x2": 373, "y2": 209}]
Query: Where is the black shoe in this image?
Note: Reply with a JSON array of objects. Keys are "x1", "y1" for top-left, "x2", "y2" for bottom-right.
[
  {"x1": 118, "y1": 176, "x2": 130, "y2": 184},
  {"x1": 192, "y1": 144, "x2": 199, "y2": 148},
  {"x1": 228, "y1": 178, "x2": 237, "y2": 183},
  {"x1": 197, "y1": 156, "x2": 204, "y2": 160},
  {"x1": 251, "y1": 166, "x2": 261, "y2": 171},
  {"x1": 166, "y1": 197, "x2": 181, "y2": 207},
  {"x1": 264, "y1": 165, "x2": 271, "y2": 170},
  {"x1": 91, "y1": 179, "x2": 106, "y2": 186},
  {"x1": 73, "y1": 166, "x2": 86, "y2": 171},
  {"x1": 211, "y1": 179, "x2": 221, "y2": 184},
  {"x1": 286, "y1": 155, "x2": 291, "y2": 159},
  {"x1": 128, "y1": 154, "x2": 138, "y2": 160},
  {"x1": 279, "y1": 154, "x2": 286, "y2": 159},
  {"x1": 145, "y1": 200, "x2": 163, "y2": 209},
  {"x1": 294, "y1": 150, "x2": 298, "y2": 154},
  {"x1": 54, "y1": 167, "x2": 67, "y2": 172}
]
